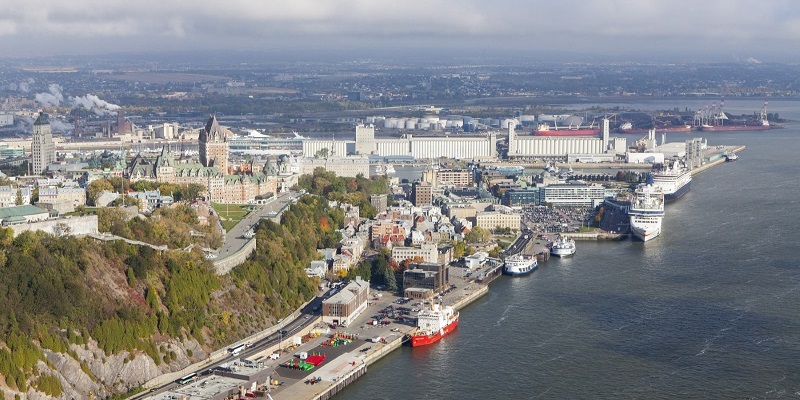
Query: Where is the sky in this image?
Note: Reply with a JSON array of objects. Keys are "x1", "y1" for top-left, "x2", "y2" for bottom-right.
[{"x1": 1, "y1": 0, "x2": 799, "y2": 62}]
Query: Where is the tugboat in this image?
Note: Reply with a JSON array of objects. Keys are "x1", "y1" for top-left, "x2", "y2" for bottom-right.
[{"x1": 410, "y1": 304, "x2": 459, "y2": 347}]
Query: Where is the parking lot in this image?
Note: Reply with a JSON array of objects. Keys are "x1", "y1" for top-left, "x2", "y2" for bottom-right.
[{"x1": 522, "y1": 206, "x2": 595, "y2": 233}]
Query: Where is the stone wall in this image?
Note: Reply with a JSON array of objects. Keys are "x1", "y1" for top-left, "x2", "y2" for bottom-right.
[
  {"x1": 213, "y1": 237, "x2": 257, "y2": 274},
  {"x1": 10, "y1": 215, "x2": 98, "y2": 237}
]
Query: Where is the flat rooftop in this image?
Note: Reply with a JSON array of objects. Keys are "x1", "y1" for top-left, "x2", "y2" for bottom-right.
[{"x1": 149, "y1": 375, "x2": 243, "y2": 400}]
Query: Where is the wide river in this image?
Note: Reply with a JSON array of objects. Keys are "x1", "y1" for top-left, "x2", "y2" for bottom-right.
[{"x1": 337, "y1": 100, "x2": 800, "y2": 399}]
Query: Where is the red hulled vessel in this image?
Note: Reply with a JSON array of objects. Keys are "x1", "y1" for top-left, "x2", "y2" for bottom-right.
[
  {"x1": 410, "y1": 304, "x2": 459, "y2": 347},
  {"x1": 533, "y1": 123, "x2": 600, "y2": 136}
]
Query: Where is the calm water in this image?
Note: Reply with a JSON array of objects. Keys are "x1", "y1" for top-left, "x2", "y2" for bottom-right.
[{"x1": 338, "y1": 116, "x2": 800, "y2": 398}]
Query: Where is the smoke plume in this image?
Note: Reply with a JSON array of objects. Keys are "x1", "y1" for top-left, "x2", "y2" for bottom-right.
[
  {"x1": 17, "y1": 78, "x2": 35, "y2": 93},
  {"x1": 35, "y1": 83, "x2": 64, "y2": 107},
  {"x1": 69, "y1": 94, "x2": 121, "y2": 116}
]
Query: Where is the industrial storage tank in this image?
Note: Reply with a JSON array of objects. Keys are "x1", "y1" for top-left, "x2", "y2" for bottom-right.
[
  {"x1": 405, "y1": 119, "x2": 417, "y2": 130},
  {"x1": 385, "y1": 118, "x2": 400, "y2": 129},
  {"x1": 561, "y1": 115, "x2": 584, "y2": 127},
  {"x1": 502, "y1": 118, "x2": 520, "y2": 129}
]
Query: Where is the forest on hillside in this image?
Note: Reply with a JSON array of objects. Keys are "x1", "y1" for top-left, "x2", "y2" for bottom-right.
[{"x1": 0, "y1": 178, "x2": 367, "y2": 396}]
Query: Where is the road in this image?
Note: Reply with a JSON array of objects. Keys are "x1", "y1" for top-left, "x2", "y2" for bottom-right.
[
  {"x1": 210, "y1": 191, "x2": 300, "y2": 259},
  {"x1": 139, "y1": 294, "x2": 325, "y2": 398}
]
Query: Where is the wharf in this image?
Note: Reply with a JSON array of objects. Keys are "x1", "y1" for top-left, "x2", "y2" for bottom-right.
[
  {"x1": 268, "y1": 267, "x2": 493, "y2": 400},
  {"x1": 694, "y1": 145, "x2": 745, "y2": 176}
]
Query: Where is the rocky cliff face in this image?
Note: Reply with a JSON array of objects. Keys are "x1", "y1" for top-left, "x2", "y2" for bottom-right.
[{"x1": 3, "y1": 338, "x2": 207, "y2": 399}]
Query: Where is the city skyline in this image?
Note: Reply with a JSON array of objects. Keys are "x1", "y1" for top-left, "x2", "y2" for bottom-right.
[{"x1": 1, "y1": 0, "x2": 799, "y2": 62}]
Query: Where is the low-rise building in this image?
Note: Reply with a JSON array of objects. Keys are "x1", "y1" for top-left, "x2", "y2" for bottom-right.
[
  {"x1": 300, "y1": 155, "x2": 370, "y2": 178},
  {"x1": 321, "y1": 277, "x2": 370, "y2": 326},
  {"x1": 129, "y1": 189, "x2": 174, "y2": 211},
  {"x1": 475, "y1": 211, "x2": 521, "y2": 231},
  {"x1": 0, "y1": 205, "x2": 50, "y2": 226},
  {"x1": 540, "y1": 182, "x2": 605, "y2": 207},
  {"x1": 0, "y1": 186, "x2": 31, "y2": 207},
  {"x1": 403, "y1": 262, "x2": 449, "y2": 298},
  {"x1": 391, "y1": 242, "x2": 438, "y2": 264},
  {"x1": 38, "y1": 187, "x2": 86, "y2": 209},
  {"x1": 503, "y1": 188, "x2": 541, "y2": 207}
]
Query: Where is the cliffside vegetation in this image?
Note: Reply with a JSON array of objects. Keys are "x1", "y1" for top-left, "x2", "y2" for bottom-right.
[{"x1": 0, "y1": 171, "x2": 373, "y2": 396}]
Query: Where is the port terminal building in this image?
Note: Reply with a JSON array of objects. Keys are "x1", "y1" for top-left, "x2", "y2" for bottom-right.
[{"x1": 321, "y1": 277, "x2": 370, "y2": 327}]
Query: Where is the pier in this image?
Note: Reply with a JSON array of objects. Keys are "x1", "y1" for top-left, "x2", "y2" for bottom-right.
[{"x1": 693, "y1": 145, "x2": 745, "y2": 176}]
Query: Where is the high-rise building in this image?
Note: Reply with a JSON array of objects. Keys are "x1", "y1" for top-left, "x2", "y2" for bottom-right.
[
  {"x1": 355, "y1": 124, "x2": 375, "y2": 155},
  {"x1": 370, "y1": 194, "x2": 388, "y2": 214},
  {"x1": 199, "y1": 115, "x2": 229, "y2": 174},
  {"x1": 412, "y1": 181, "x2": 432, "y2": 206},
  {"x1": 31, "y1": 112, "x2": 55, "y2": 175}
]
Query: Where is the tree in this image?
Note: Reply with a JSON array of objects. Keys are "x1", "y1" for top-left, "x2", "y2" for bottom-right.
[
  {"x1": 314, "y1": 148, "x2": 329, "y2": 158},
  {"x1": 465, "y1": 226, "x2": 491, "y2": 244},
  {"x1": 452, "y1": 240, "x2": 468, "y2": 259},
  {"x1": 348, "y1": 259, "x2": 372, "y2": 282},
  {"x1": 14, "y1": 189, "x2": 22, "y2": 206},
  {"x1": 87, "y1": 179, "x2": 114, "y2": 206}
]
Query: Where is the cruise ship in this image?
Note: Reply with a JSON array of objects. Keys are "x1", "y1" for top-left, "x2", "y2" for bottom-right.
[
  {"x1": 410, "y1": 304, "x2": 459, "y2": 347},
  {"x1": 503, "y1": 253, "x2": 538, "y2": 275},
  {"x1": 628, "y1": 183, "x2": 665, "y2": 242},
  {"x1": 651, "y1": 161, "x2": 691, "y2": 201},
  {"x1": 550, "y1": 235, "x2": 576, "y2": 257}
]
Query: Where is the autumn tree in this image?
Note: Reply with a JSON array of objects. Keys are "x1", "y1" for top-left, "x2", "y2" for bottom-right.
[{"x1": 87, "y1": 179, "x2": 114, "y2": 206}]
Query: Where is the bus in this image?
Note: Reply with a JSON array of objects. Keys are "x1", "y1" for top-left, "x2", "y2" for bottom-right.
[
  {"x1": 176, "y1": 373, "x2": 197, "y2": 385},
  {"x1": 228, "y1": 344, "x2": 246, "y2": 357}
]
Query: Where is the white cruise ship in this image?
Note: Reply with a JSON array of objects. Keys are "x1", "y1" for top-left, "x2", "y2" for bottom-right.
[
  {"x1": 550, "y1": 235, "x2": 576, "y2": 257},
  {"x1": 628, "y1": 183, "x2": 665, "y2": 242},
  {"x1": 503, "y1": 253, "x2": 538, "y2": 276},
  {"x1": 651, "y1": 161, "x2": 691, "y2": 201}
]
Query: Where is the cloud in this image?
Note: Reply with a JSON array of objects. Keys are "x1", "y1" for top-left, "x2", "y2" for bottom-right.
[
  {"x1": 35, "y1": 83, "x2": 64, "y2": 107},
  {"x1": 1, "y1": 0, "x2": 799, "y2": 60}
]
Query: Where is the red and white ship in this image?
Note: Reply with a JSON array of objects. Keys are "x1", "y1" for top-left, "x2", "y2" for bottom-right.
[
  {"x1": 410, "y1": 304, "x2": 459, "y2": 347},
  {"x1": 534, "y1": 123, "x2": 600, "y2": 136},
  {"x1": 616, "y1": 122, "x2": 692, "y2": 134}
]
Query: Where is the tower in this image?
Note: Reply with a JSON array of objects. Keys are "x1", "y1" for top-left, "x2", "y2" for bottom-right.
[
  {"x1": 31, "y1": 112, "x2": 55, "y2": 175},
  {"x1": 199, "y1": 115, "x2": 229, "y2": 174},
  {"x1": 355, "y1": 124, "x2": 375, "y2": 155},
  {"x1": 507, "y1": 123, "x2": 516, "y2": 158}
]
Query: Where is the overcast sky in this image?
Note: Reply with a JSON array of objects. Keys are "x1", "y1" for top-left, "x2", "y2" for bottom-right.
[{"x1": 1, "y1": 0, "x2": 799, "y2": 62}]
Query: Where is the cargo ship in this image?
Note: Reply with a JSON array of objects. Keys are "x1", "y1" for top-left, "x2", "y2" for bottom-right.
[
  {"x1": 696, "y1": 100, "x2": 774, "y2": 132},
  {"x1": 410, "y1": 304, "x2": 459, "y2": 347},
  {"x1": 700, "y1": 123, "x2": 770, "y2": 132},
  {"x1": 616, "y1": 122, "x2": 693, "y2": 134},
  {"x1": 534, "y1": 123, "x2": 600, "y2": 137}
]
